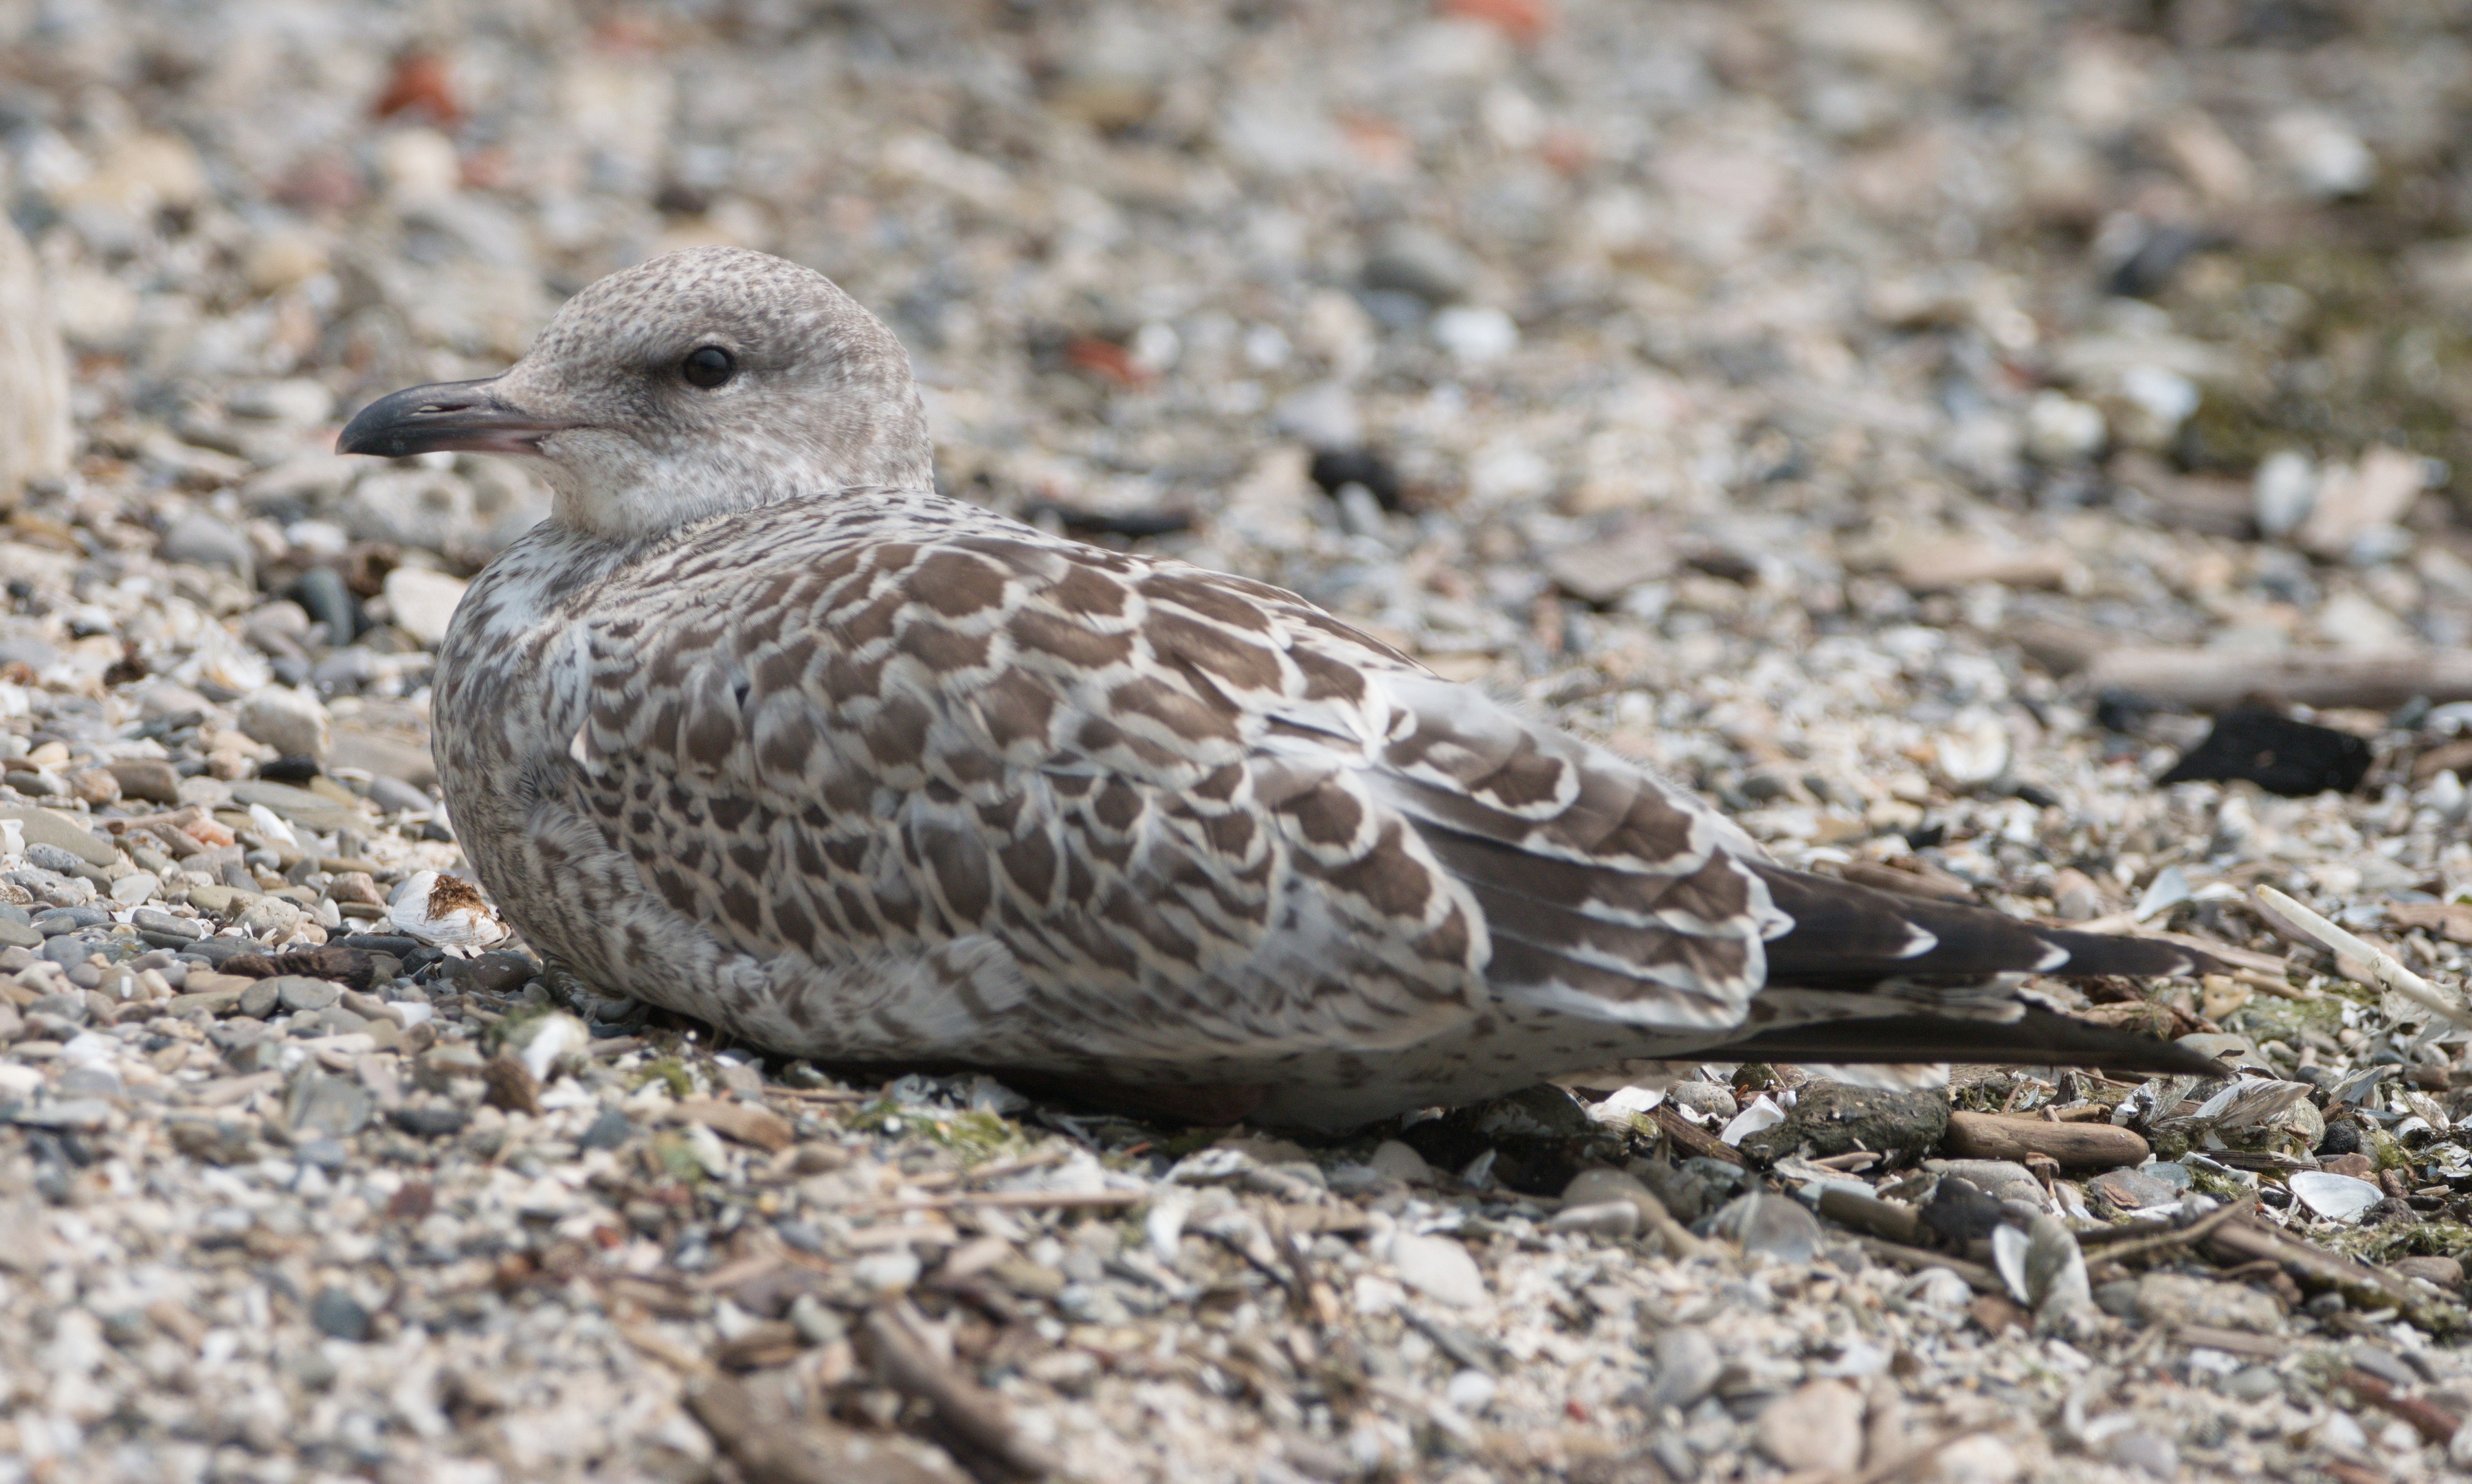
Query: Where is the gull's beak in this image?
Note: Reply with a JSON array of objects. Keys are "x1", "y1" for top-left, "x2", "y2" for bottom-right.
[{"x1": 337, "y1": 378, "x2": 577, "y2": 459}]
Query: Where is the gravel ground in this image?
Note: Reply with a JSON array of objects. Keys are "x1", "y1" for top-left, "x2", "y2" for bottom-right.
[{"x1": 10, "y1": 1, "x2": 2472, "y2": 1480}]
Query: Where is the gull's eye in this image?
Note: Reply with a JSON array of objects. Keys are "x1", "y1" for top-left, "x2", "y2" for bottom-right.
[{"x1": 681, "y1": 346, "x2": 736, "y2": 389}]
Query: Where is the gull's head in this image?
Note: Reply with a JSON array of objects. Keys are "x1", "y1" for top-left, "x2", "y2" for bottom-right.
[{"x1": 337, "y1": 247, "x2": 932, "y2": 541}]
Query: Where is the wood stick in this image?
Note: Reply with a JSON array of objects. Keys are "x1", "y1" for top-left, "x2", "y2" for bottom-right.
[
  {"x1": 1941, "y1": 1111, "x2": 2148, "y2": 1169},
  {"x1": 685, "y1": 1372, "x2": 962, "y2": 1484},
  {"x1": 1651, "y1": 1104, "x2": 1746, "y2": 1166},
  {"x1": 2082, "y1": 646, "x2": 2472, "y2": 710},
  {"x1": 858, "y1": 1307, "x2": 1061, "y2": 1477},
  {"x1": 1848, "y1": 1235, "x2": 2003, "y2": 1294},
  {"x1": 2253, "y1": 887, "x2": 2472, "y2": 1033},
  {"x1": 2203, "y1": 1215, "x2": 2469, "y2": 1335}
]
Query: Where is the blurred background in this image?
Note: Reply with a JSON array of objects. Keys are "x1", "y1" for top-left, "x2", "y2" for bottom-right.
[{"x1": 4, "y1": 0, "x2": 2472, "y2": 843}]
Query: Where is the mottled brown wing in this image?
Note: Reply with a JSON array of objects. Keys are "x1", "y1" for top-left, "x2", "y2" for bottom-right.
[{"x1": 561, "y1": 514, "x2": 1496, "y2": 1063}]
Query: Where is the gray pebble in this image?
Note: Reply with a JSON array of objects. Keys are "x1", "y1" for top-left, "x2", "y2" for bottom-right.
[
  {"x1": 2223, "y1": 1367, "x2": 2283, "y2": 1403},
  {"x1": 27, "y1": 992, "x2": 86, "y2": 1024},
  {"x1": 282, "y1": 1070, "x2": 373, "y2": 1138},
  {"x1": 1647, "y1": 1326, "x2": 1722, "y2": 1411},
  {"x1": 392, "y1": 1105, "x2": 467, "y2": 1137},
  {"x1": 269, "y1": 976, "x2": 342, "y2": 1012},
  {"x1": 0, "y1": 920, "x2": 40, "y2": 950},
  {"x1": 133, "y1": 908, "x2": 202, "y2": 941},
  {"x1": 24, "y1": 843, "x2": 85, "y2": 876},
  {"x1": 579, "y1": 1107, "x2": 634, "y2": 1151},
  {"x1": 238, "y1": 980, "x2": 279, "y2": 1018},
  {"x1": 309, "y1": 1287, "x2": 370, "y2": 1342}
]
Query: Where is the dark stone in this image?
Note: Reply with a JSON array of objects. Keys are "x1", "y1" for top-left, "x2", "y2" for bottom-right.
[
  {"x1": 1737, "y1": 1080, "x2": 1949, "y2": 1165},
  {"x1": 465, "y1": 950, "x2": 539, "y2": 996},
  {"x1": 2316, "y1": 1121, "x2": 2363, "y2": 1156},
  {"x1": 1309, "y1": 447, "x2": 1403, "y2": 510},
  {"x1": 579, "y1": 1107, "x2": 635, "y2": 1151},
  {"x1": 392, "y1": 1105, "x2": 467, "y2": 1137},
  {"x1": 2157, "y1": 710, "x2": 2372, "y2": 797},
  {"x1": 309, "y1": 1287, "x2": 371, "y2": 1342},
  {"x1": 1921, "y1": 1176, "x2": 2008, "y2": 1248},
  {"x1": 258, "y1": 755, "x2": 321, "y2": 785},
  {"x1": 336, "y1": 934, "x2": 422, "y2": 956},
  {"x1": 292, "y1": 566, "x2": 360, "y2": 648}
]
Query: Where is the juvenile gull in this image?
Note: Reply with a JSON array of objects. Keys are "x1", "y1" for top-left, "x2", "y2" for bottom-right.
[{"x1": 341, "y1": 247, "x2": 2218, "y2": 1130}]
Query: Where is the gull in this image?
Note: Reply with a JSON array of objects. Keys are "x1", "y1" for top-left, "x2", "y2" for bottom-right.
[{"x1": 340, "y1": 247, "x2": 2218, "y2": 1129}]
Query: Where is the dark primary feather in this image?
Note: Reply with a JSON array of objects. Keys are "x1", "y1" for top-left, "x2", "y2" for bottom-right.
[
  {"x1": 1691, "y1": 1005, "x2": 2229, "y2": 1078},
  {"x1": 1754, "y1": 864, "x2": 2216, "y2": 990}
]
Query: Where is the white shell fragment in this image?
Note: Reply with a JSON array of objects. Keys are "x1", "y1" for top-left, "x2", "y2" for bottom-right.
[
  {"x1": 1719, "y1": 1094, "x2": 1788, "y2": 1146},
  {"x1": 2288, "y1": 1171, "x2": 2383, "y2": 1222},
  {"x1": 388, "y1": 868, "x2": 510, "y2": 949}
]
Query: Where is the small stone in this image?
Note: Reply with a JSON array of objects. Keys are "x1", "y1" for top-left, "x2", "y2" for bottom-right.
[
  {"x1": 282, "y1": 1068, "x2": 374, "y2": 1138},
  {"x1": 268, "y1": 976, "x2": 341, "y2": 1012},
  {"x1": 105, "y1": 761, "x2": 182, "y2": 808},
  {"x1": 1738, "y1": 1079, "x2": 1948, "y2": 1164},
  {"x1": 381, "y1": 567, "x2": 469, "y2": 648},
  {"x1": 237, "y1": 688, "x2": 331, "y2": 762},
  {"x1": 1925, "y1": 1435, "x2": 2023, "y2": 1484},
  {"x1": 2392, "y1": 1255, "x2": 2463, "y2": 1292},
  {"x1": 132, "y1": 908, "x2": 203, "y2": 941},
  {"x1": 108, "y1": 872, "x2": 159, "y2": 907},
  {"x1": 1667, "y1": 1081, "x2": 1735, "y2": 1121},
  {"x1": 851, "y1": 1249, "x2": 922, "y2": 1294},
  {"x1": 1368, "y1": 1138, "x2": 1431, "y2": 1182},
  {"x1": 238, "y1": 980, "x2": 279, "y2": 1018},
  {"x1": 1443, "y1": 1369, "x2": 1496, "y2": 1413},
  {"x1": 25, "y1": 847, "x2": 84, "y2": 881},
  {"x1": 2106, "y1": 1430, "x2": 2177, "y2": 1479},
  {"x1": 159, "y1": 511, "x2": 255, "y2": 580},
  {"x1": 1548, "y1": 1200, "x2": 1641, "y2": 1236},
  {"x1": 673, "y1": 1097, "x2": 793, "y2": 1152},
  {"x1": 0, "y1": 921, "x2": 41, "y2": 950},
  {"x1": 1647, "y1": 1327, "x2": 1722, "y2": 1410},
  {"x1": 1756, "y1": 1380, "x2": 1864, "y2": 1472},
  {"x1": 12, "y1": 1099, "x2": 111, "y2": 1130},
  {"x1": 162, "y1": 986, "x2": 245, "y2": 1018},
  {"x1": 1390, "y1": 1232, "x2": 1488, "y2": 1308},
  {"x1": 309, "y1": 1288, "x2": 371, "y2": 1342},
  {"x1": 2223, "y1": 1366, "x2": 2283, "y2": 1403},
  {"x1": 237, "y1": 897, "x2": 307, "y2": 941},
  {"x1": 579, "y1": 1107, "x2": 635, "y2": 1151},
  {"x1": 2132, "y1": 1273, "x2": 2284, "y2": 1334},
  {"x1": 392, "y1": 1105, "x2": 468, "y2": 1137},
  {"x1": 2088, "y1": 1165, "x2": 2179, "y2": 1211}
]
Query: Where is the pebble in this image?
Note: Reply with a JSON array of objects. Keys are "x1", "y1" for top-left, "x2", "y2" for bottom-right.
[
  {"x1": 1647, "y1": 1327, "x2": 1722, "y2": 1411},
  {"x1": 1367, "y1": 1138, "x2": 1430, "y2": 1183},
  {"x1": 2392, "y1": 1255, "x2": 2464, "y2": 1292},
  {"x1": 1389, "y1": 1233, "x2": 1488, "y2": 1308},
  {"x1": 269, "y1": 976, "x2": 342, "y2": 1012},
  {"x1": 2088, "y1": 1165, "x2": 2179, "y2": 1210},
  {"x1": 2132, "y1": 1273, "x2": 2286, "y2": 1334},
  {"x1": 1757, "y1": 1380, "x2": 1864, "y2": 1472},
  {"x1": 309, "y1": 1288, "x2": 371, "y2": 1342}
]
